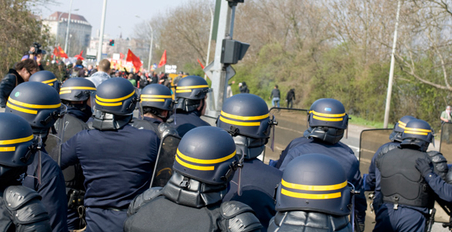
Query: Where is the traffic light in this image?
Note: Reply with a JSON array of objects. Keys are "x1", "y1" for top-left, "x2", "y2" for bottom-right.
[
  {"x1": 109, "y1": 39, "x2": 115, "y2": 46},
  {"x1": 220, "y1": 39, "x2": 249, "y2": 65}
]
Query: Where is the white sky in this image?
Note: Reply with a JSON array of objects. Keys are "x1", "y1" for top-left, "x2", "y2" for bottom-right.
[{"x1": 35, "y1": 0, "x2": 192, "y2": 39}]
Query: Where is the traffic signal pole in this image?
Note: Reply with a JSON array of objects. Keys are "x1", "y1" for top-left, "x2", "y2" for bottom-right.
[
  {"x1": 204, "y1": 0, "x2": 245, "y2": 118},
  {"x1": 97, "y1": 0, "x2": 107, "y2": 63}
]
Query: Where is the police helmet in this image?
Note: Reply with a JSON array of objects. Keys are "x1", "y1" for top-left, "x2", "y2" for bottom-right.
[
  {"x1": 140, "y1": 84, "x2": 173, "y2": 111},
  {"x1": 5, "y1": 82, "x2": 64, "y2": 134},
  {"x1": 59, "y1": 77, "x2": 96, "y2": 102},
  {"x1": 275, "y1": 154, "x2": 351, "y2": 216},
  {"x1": 389, "y1": 115, "x2": 416, "y2": 142},
  {"x1": 173, "y1": 127, "x2": 238, "y2": 185},
  {"x1": 29, "y1": 70, "x2": 61, "y2": 92},
  {"x1": 305, "y1": 98, "x2": 348, "y2": 144},
  {"x1": 400, "y1": 119, "x2": 434, "y2": 151},
  {"x1": 0, "y1": 113, "x2": 37, "y2": 180},
  {"x1": 217, "y1": 93, "x2": 276, "y2": 159},
  {"x1": 94, "y1": 78, "x2": 137, "y2": 116},
  {"x1": 174, "y1": 75, "x2": 210, "y2": 111}
]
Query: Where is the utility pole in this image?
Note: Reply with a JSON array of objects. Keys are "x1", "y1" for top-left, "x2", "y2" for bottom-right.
[
  {"x1": 383, "y1": 0, "x2": 402, "y2": 128},
  {"x1": 97, "y1": 0, "x2": 108, "y2": 63},
  {"x1": 63, "y1": 0, "x2": 74, "y2": 55},
  {"x1": 204, "y1": 0, "x2": 249, "y2": 118}
]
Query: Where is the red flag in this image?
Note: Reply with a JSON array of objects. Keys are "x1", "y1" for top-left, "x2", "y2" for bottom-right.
[
  {"x1": 197, "y1": 59, "x2": 205, "y2": 69},
  {"x1": 53, "y1": 47, "x2": 59, "y2": 57},
  {"x1": 74, "y1": 50, "x2": 84, "y2": 60},
  {"x1": 157, "y1": 50, "x2": 167, "y2": 68},
  {"x1": 58, "y1": 46, "x2": 68, "y2": 58},
  {"x1": 126, "y1": 49, "x2": 142, "y2": 71},
  {"x1": 120, "y1": 53, "x2": 124, "y2": 60}
]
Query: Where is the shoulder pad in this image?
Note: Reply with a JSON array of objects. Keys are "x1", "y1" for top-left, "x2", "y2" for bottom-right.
[
  {"x1": 4, "y1": 186, "x2": 41, "y2": 210},
  {"x1": 127, "y1": 187, "x2": 162, "y2": 216},
  {"x1": 427, "y1": 151, "x2": 449, "y2": 179},
  {"x1": 427, "y1": 151, "x2": 447, "y2": 163},
  {"x1": 219, "y1": 201, "x2": 263, "y2": 232},
  {"x1": 379, "y1": 143, "x2": 399, "y2": 158},
  {"x1": 4, "y1": 186, "x2": 50, "y2": 226},
  {"x1": 158, "y1": 122, "x2": 180, "y2": 139}
]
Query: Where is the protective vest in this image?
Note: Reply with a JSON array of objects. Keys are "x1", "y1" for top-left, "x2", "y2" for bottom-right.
[
  {"x1": 0, "y1": 186, "x2": 51, "y2": 231},
  {"x1": 268, "y1": 211, "x2": 352, "y2": 232},
  {"x1": 377, "y1": 147, "x2": 434, "y2": 208}
]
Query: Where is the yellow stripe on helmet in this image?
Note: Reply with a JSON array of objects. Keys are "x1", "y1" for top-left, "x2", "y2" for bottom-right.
[
  {"x1": 219, "y1": 116, "x2": 261, "y2": 127},
  {"x1": 95, "y1": 90, "x2": 135, "y2": 102},
  {"x1": 6, "y1": 102, "x2": 37, "y2": 114},
  {"x1": 0, "y1": 147, "x2": 15, "y2": 152},
  {"x1": 221, "y1": 111, "x2": 269, "y2": 121},
  {"x1": 95, "y1": 99, "x2": 122, "y2": 106},
  {"x1": 175, "y1": 156, "x2": 214, "y2": 171},
  {"x1": 176, "y1": 90, "x2": 192, "y2": 93},
  {"x1": 60, "y1": 86, "x2": 96, "y2": 91},
  {"x1": 41, "y1": 78, "x2": 57, "y2": 84},
  {"x1": 8, "y1": 98, "x2": 61, "y2": 109},
  {"x1": 140, "y1": 95, "x2": 172, "y2": 98},
  {"x1": 404, "y1": 127, "x2": 432, "y2": 133},
  {"x1": 0, "y1": 135, "x2": 33, "y2": 145},
  {"x1": 309, "y1": 110, "x2": 345, "y2": 118},
  {"x1": 177, "y1": 85, "x2": 209, "y2": 89},
  {"x1": 312, "y1": 115, "x2": 344, "y2": 122},
  {"x1": 177, "y1": 149, "x2": 236, "y2": 164},
  {"x1": 281, "y1": 188, "x2": 342, "y2": 199},
  {"x1": 281, "y1": 179, "x2": 347, "y2": 191},
  {"x1": 141, "y1": 99, "x2": 165, "y2": 102}
]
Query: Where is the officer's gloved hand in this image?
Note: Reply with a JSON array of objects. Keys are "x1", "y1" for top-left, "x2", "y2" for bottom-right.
[{"x1": 416, "y1": 158, "x2": 433, "y2": 177}]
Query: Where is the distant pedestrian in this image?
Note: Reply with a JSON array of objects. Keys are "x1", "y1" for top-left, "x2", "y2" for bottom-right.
[
  {"x1": 227, "y1": 80, "x2": 235, "y2": 98},
  {"x1": 239, "y1": 81, "x2": 249, "y2": 93},
  {"x1": 270, "y1": 85, "x2": 280, "y2": 107},
  {"x1": 286, "y1": 88, "x2": 296, "y2": 108}
]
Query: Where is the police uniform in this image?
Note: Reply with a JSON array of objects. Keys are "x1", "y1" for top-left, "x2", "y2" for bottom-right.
[
  {"x1": 365, "y1": 116, "x2": 415, "y2": 213},
  {"x1": 276, "y1": 98, "x2": 366, "y2": 228},
  {"x1": 5, "y1": 82, "x2": 68, "y2": 232},
  {"x1": 217, "y1": 93, "x2": 281, "y2": 229},
  {"x1": 269, "y1": 154, "x2": 353, "y2": 232},
  {"x1": 169, "y1": 75, "x2": 211, "y2": 137},
  {"x1": 374, "y1": 119, "x2": 438, "y2": 232},
  {"x1": 125, "y1": 127, "x2": 262, "y2": 232},
  {"x1": 0, "y1": 113, "x2": 51, "y2": 231},
  {"x1": 60, "y1": 78, "x2": 160, "y2": 232}
]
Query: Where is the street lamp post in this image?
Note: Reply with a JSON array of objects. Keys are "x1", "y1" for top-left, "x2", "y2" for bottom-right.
[
  {"x1": 136, "y1": 15, "x2": 154, "y2": 71},
  {"x1": 64, "y1": 0, "x2": 74, "y2": 56}
]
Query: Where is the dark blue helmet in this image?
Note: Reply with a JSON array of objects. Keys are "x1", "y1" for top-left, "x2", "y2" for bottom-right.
[
  {"x1": 0, "y1": 113, "x2": 37, "y2": 180},
  {"x1": 400, "y1": 119, "x2": 433, "y2": 151},
  {"x1": 275, "y1": 154, "x2": 352, "y2": 216},
  {"x1": 174, "y1": 75, "x2": 210, "y2": 112},
  {"x1": 95, "y1": 78, "x2": 138, "y2": 116},
  {"x1": 305, "y1": 98, "x2": 348, "y2": 144},
  {"x1": 29, "y1": 70, "x2": 61, "y2": 92},
  {"x1": 217, "y1": 93, "x2": 276, "y2": 159},
  {"x1": 140, "y1": 84, "x2": 173, "y2": 111},
  {"x1": 59, "y1": 77, "x2": 96, "y2": 102},
  {"x1": 389, "y1": 115, "x2": 416, "y2": 142},
  {"x1": 173, "y1": 127, "x2": 238, "y2": 185},
  {"x1": 5, "y1": 82, "x2": 64, "y2": 134}
]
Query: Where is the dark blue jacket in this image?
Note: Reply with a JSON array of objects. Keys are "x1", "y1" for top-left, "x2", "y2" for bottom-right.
[
  {"x1": 23, "y1": 151, "x2": 68, "y2": 232},
  {"x1": 278, "y1": 137, "x2": 367, "y2": 224},
  {"x1": 168, "y1": 111, "x2": 210, "y2": 137},
  {"x1": 223, "y1": 159, "x2": 282, "y2": 230},
  {"x1": 60, "y1": 125, "x2": 159, "y2": 208}
]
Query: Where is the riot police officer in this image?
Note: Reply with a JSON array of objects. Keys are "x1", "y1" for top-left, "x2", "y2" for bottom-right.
[
  {"x1": 58, "y1": 77, "x2": 96, "y2": 230},
  {"x1": 125, "y1": 127, "x2": 263, "y2": 232},
  {"x1": 59, "y1": 77, "x2": 96, "y2": 123},
  {"x1": 131, "y1": 84, "x2": 173, "y2": 135},
  {"x1": 29, "y1": 70, "x2": 61, "y2": 92},
  {"x1": 5, "y1": 81, "x2": 68, "y2": 232},
  {"x1": 60, "y1": 77, "x2": 160, "y2": 232},
  {"x1": 275, "y1": 98, "x2": 366, "y2": 231},
  {"x1": 217, "y1": 93, "x2": 281, "y2": 229},
  {"x1": 0, "y1": 113, "x2": 51, "y2": 231},
  {"x1": 269, "y1": 154, "x2": 353, "y2": 232},
  {"x1": 365, "y1": 115, "x2": 416, "y2": 213},
  {"x1": 168, "y1": 75, "x2": 211, "y2": 137},
  {"x1": 374, "y1": 119, "x2": 440, "y2": 232}
]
